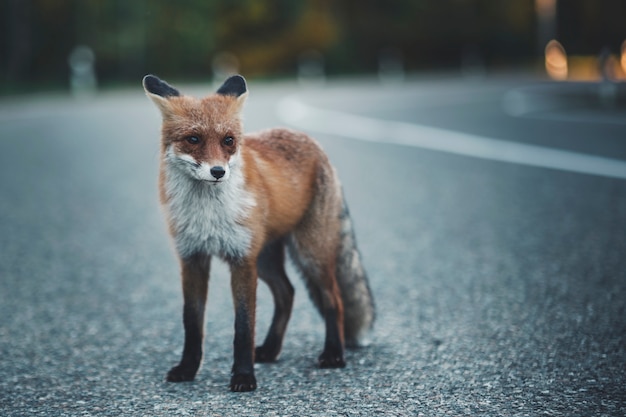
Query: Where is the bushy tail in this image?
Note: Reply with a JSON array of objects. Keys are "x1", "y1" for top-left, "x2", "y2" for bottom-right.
[{"x1": 336, "y1": 197, "x2": 375, "y2": 347}]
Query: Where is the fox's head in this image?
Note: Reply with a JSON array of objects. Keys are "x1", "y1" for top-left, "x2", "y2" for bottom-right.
[{"x1": 143, "y1": 74, "x2": 248, "y2": 184}]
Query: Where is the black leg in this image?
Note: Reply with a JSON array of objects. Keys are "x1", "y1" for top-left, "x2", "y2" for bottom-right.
[
  {"x1": 318, "y1": 306, "x2": 346, "y2": 368},
  {"x1": 166, "y1": 253, "x2": 211, "y2": 382},
  {"x1": 256, "y1": 241, "x2": 294, "y2": 362}
]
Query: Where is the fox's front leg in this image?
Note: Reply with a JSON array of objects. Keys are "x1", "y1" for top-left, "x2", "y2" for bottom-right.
[
  {"x1": 167, "y1": 253, "x2": 211, "y2": 382},
  {"x1": 229, "y1": 260, "x2": 258, "y2": 392}
]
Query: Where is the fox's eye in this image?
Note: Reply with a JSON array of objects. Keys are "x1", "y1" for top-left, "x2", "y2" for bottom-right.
[
  {"x1": 186, "y1": 136, "x2": 200, "y2": 145},
  {"x1": 223, "y1": 136, "x2": 234, "y2": 146}
]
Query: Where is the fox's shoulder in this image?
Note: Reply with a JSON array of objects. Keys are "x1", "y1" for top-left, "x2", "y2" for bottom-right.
[
  {"x1": 243, "y1": 128, "x2": 325, "y2": 162},
  {"x1": 245, "y1": 127, "x2": 318, "y2": 146}
]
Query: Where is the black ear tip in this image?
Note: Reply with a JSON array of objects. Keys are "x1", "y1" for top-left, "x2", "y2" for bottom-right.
[
  {"x1": 230, "y1": 74, "x2": 246, "y2": 84},
  {"x1": 217, "y1": 75, "x2": 247, "y2": 97},
  {"x1": 143, "y1": 74, "x2": 180, "y2": 98},
  {"x1": 142, "y1": 74, "x2": 159, "y2": 89}
]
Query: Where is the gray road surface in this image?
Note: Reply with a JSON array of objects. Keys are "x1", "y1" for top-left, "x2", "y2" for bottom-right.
[{"x1": 1, "y1": 75, "x2": 625, "y2": 416}]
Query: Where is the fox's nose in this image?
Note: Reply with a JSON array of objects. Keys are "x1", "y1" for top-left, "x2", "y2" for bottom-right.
[{"x1": 210, "y1": 166, "x2": 226, "y2": 179}]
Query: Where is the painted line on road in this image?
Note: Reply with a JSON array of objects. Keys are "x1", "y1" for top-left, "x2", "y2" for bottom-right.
[{"x1": 277, "y1": 97, "x2": 626, "y2": 180}]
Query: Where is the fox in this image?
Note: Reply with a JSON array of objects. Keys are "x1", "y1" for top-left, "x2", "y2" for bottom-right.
[{"x1": 142, "y1": 74, "x2": 375, "y2": 392}]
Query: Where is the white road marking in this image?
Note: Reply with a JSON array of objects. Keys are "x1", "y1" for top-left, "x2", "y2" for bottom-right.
[{"x1": 277, "y1": 97, "x2": 626, "y2": 180}]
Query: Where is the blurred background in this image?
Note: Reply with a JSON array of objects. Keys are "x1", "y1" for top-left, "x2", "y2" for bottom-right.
[
  {"x1": 1, "y1": 0, "x2": 626, "y2": 95},
  {"x1": 2, "y1": 2, "x2": 626, "y2": 415}
]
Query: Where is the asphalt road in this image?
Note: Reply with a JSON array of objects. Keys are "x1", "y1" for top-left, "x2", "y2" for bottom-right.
[{"x1": 1, "y1": 75, "x2": 625, "y2": 416}]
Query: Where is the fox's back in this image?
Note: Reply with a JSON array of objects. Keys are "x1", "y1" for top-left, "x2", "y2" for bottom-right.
[
  {"x1": 241, "y1": 127, "x2": 341, "y2": 243},
  {"x1": 243, "y1": 127, "x2": 330, "y2": 182}
]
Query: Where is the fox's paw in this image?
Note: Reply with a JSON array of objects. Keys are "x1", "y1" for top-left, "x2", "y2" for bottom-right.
[
  {"x1": 230, "y1": 373, "x2": 257, "y2": 392},
  {"x1": 255, "y1": 345, "x2": 279, "y2": 363},
  {"x1": 318, "y1": 351, "x2": 346, "y2": 368},
  {"x1": 166, "y1": 364, "x2": 197, "y2": 382}
]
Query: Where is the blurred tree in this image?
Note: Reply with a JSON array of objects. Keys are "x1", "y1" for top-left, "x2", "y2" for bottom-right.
[
  {"x1": 557, "y1": 0, "x2": 626, "y2": 55},
  {"x1": 1, "y1": 0, "x2": 624, "y2": 94},
  {"x1": 73, "y1": 0, "x2": 217, "y2": 82},
  {"x1": 4, "y1": 0, "x2": 33, "y2": 84},
  {"x1": 213, "y1": 0, "x2": 337, "y2": 76},
  {"x1": 330, "y1": 0, "x2": 535, "y2": 73}
]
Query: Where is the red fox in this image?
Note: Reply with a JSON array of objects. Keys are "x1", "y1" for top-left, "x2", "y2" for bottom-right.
[{"x1": 142, "y1": 74, "x2": 374, "y2": 392}]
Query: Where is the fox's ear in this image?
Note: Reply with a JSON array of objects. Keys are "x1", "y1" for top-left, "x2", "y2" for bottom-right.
[
  {"x1": 142, "y1": 75, "x2": 180, "y2": 116},
  {"x1": 216, "y1": 75, "x2": 247, "y2": 97},
  {"x1": 143, "y1": 75, "x2": 180, "y2": 98},
  {"x1": 216, "y1": 75, "x2": 248, "y2": 111}
]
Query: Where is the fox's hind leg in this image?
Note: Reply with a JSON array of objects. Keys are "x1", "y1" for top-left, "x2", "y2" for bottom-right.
[
  {"x1": 315, "y1": 265, "x2": 346, "y2": 368},
  {"x1": 256, "y1": 240, "x2": 295, "y2": 362},
  {"x1": 288, "y1": 232, "x2": 346, "y2": 368}
]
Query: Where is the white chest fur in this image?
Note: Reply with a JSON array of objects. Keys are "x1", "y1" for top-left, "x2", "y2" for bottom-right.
[{"x1": 163, "y1": 156, "x2": 255, "y2": 260}]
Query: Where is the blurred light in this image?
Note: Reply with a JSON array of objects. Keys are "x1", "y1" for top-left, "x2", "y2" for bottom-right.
[
  {"x1": 212, "y1": 52, "x2": 239, "y2": 83},
  {"x1": 536, "y1": 0, "x2": 556, "y2": 19},
  {"x1": 68, "y1": 45, "x2": 97, "y2": 98},
  {"x1": 545, "y1": 40, "x2": 568, "y2": 80},
  {"x1": 298, "y1": 50, "x2": 325, "y2": 87},
  {"x1": 378, "y1": 48, "x2": 405, "y2": 84},
  {"x1": 461, "y1": 45, "x2": 486, "y2": 79},
  {"x1": 598, "y1": 47, "x2": 619, "y2": 82},
  {"x1": 621, "y1": 41, "x2": 626, "y2": 75}
]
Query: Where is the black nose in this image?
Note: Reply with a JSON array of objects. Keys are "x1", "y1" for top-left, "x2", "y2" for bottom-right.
[{"x1": 210, "y1": 166, "x2": 226, "y2": 179}]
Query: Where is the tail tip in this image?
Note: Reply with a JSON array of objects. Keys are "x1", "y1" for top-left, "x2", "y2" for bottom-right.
[{"x1": 345, "y1": 325, "x2": 374, "y2": 349}]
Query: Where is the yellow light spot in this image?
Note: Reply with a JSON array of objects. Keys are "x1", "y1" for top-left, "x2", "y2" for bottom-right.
[
  {"x1": 621, "y1": 40, "x2": 626, "y2": 76},
  {"x1": 545, "y1": 40, "x2": 568, "y2": 80},
  {"x1": 536, "y1": 0, "x2": 556, "y2": 19}
]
